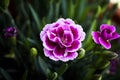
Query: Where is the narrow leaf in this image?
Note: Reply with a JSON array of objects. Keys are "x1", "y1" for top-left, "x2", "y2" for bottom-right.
[
  {"x1": 0, "y1": 68, "x2": 13, "y2": 80},
  {"x1": 56, "y1": 63, "x2": 68, "y2": 77},
  {"x1": 37, "y1": 56, "x2": 51, "y2": 77},
  {"x1": 28, "y1": 3, "x2": 41, "y2": 30},
  {"x1": 84, "y1": 19, "x2": 97, "y2": 49}
]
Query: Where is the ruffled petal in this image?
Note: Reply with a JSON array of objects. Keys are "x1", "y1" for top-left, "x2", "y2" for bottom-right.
[
  {"x1": 99, "y1": 37, "x2": 111, "y2": 49},
  {"x1": 60, "y1": 52, "x2": 78, "y2": 62},
  {"x1": 101, "y1": 29, "x2": 111, "y2": 40},
  {"x1": 64, "y1": 18, "x2": 75, "y2": 24},
  {"x1": 56, "y1": 26, "x2": 64, "y2": 38},
  {"x1": 43, "y1": 36, "x2": 57, "y2": 50},
  {"x1": 40, "y1": 31, "x2": 46, "y2": 41},
  {"x1": 60, "y1": 31, "x2": 73, "y2": 47},
  {"x1": 44, "y1": 48, "x2": 59, "y2": 61},
  {"x1": 53, "y1": 45, "x2": 65, "y2": 58},
  {"x1": 79, "y1": 32, "x2": 86, "y2": 41},
  {"x1": 70, "y1": 25, "x2": 80, "y2": 40},
  {"x1": 66, "y1": 40, "x2": 81, "y2": 52},
  {"x1": 47, "y1": 29, "x2": 58, "y2": 42},
  {"x1": 109, "y1": 32, "x2": 120, "y2": 40},
  {"x1": 91, "y1": 31, "x2": 100, "y2": 44},
  {"x1": 100, "y1": 24, "x2": 116, "y2": 32}
]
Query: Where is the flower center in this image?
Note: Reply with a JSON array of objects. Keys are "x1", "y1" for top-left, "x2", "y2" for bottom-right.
[
  {"x1": 106, "y1": 30, "x2": 111, "y2": 34},
  {"x1": 61, "y1": 38, "x2": 67, "y2": 44}
]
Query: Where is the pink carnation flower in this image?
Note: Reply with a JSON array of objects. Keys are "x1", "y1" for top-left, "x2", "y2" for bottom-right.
[
  {"x1": 92, "y1": 24, "x2": 120, "y2": 49},
  {"x1": 40, "y1": 18, "x2": 86, "y2": 62}
]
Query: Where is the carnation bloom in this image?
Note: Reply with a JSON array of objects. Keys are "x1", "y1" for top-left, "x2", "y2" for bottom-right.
[
  {"x1": 4, "y1": 27, "x2": 17, "y2": 38},
  {"x1": 40, "y1": 18, "x2": 86, "y2": 62},
  {"x1": 92, "y1": 24, "x2": 120, "y2": 49}
]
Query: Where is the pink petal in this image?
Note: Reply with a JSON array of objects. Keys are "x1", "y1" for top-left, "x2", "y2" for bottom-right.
[
  {"x1": 47, "y1": 29, "x2": 58, "y2": 42},
  {"x1": 56, "y1": 26, "x2": 64, "y2": 38},
  {"x1": 43, "y1": 24, "x2": 52, "y2": 31},
  {"x1": 66, "y1": 40, "x2": 81, "y2": 52},
  {"x1": 60, "y1": 31, "x2": 73, "y2": 47},
  {"x1": 110, "y1": 32, "x2": 120, "y2": 40},
  {"x1": 40, "y1": 24, "x2": 53, "y2": 41},
  {"x1": 62, "y1": 25, "x2": 70, "y2": 31},
  {"x1": 66, "y1": 52, "x2": 78, "y2": 60},
  {"x1": 40, "y1": 31, "x2": 46, "y2": 41},
  {"x1": 100, "y1": 24, "x2": 116, "y2": 32},
  {"x1": 60, "y1": 52, "x2": 78, "y2": 62},
  {"x1": 79, "y1": 32, "x2": 86, "y2": 41},
  {"x1": 70, "y1": 25, "x2": 80, "y2": 40},
  {"x1": 53, "y1": 45, "x2": 65, "y2": 58},
  {"x1": 99, "y1": 37, "x2": 111, "y2": 49},
  {"x1": 52, "y1": 23, "x2": 60, "y2": 28},
  {"x1": 44, "y1": 48, "x2": 59, "y2": 61},
  {"x1": 43, "y1": 36, "x2": 57, "y2": 50},
  {"x1": 91, "y1": 31, "x2": 100, "y2": 44},
  {"x1": 101, "y1": 29, "x2": 111, "y2": 40},
  {"x1": 64, "y1": 18, "x2": 75, "y2": 24}
]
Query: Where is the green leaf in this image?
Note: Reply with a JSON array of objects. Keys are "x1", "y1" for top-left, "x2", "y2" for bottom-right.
[
  {"x1": 67, "y1": 0, "x2": 75, "y2": 18},
  {"x1": 36, "y1": 56, "x2": 51, "y2": 77},
  {"x1": 103, "y1": 51, "x2": 118, "y2": 60},
  {"x1": 83, "y1": 68, "x2": 96, "y2": 80},
  {"x1": 28, "y1": 3, "x2": 41, "y2": 30},
  {"x1": 0, "y1": 68, "x2": 13, "y2": 80},
  {"x1": 56, "y1": 63, "x2": 68, "y2": 77},
  {"x1": 47, "y1": 0, "x2": 53, "y2": 23},
  {"x1": 92, "y1": 74, "x2": 102, "y2": 80},
  {"x1": 77, "y1": 0, "x2": 87, "y2": 20},
  {"x1": 21, "y1": 70, "x2": 28, "y2": 80},
  {"x1": 27, "y1": 38, "x2": 38, "y2": 45},
  {"x1": 50, "y1": 72, "x2": 58, "y2": 80},
  {"x1": 84, "y1": 19, "x2": 97, "y2": 49},
  {"x1": 0, "y1": 0, "x2": 10, "y2": 9},
  {"x1": 95, "y1": 6, "x2": 102, "y2": 18},
  {"x1": 61, "y1": 0, "x2": 67, "y2": 17},
  {"x1": 55, "y1": 0, "x2": 61, "y2": 19}
]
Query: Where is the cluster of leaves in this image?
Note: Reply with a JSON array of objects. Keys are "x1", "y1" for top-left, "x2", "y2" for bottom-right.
[{"x1": 0, "y1": 0, "x2": 120, "y2": 80}]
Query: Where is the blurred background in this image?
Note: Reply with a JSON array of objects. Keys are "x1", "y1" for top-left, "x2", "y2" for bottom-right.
[{"x1": 0, "y1": 0, "x2": 120, "y2": 80}]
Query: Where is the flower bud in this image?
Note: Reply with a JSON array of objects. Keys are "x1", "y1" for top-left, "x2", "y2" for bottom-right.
[
  {"x1": 78, "y1": 48, "x2": 85, "y2": 59},
  {"x1": 4, "y1": 27, "x2": 17, "y2": 38},
  {"x1": 30, "y1": 47, "x2": 38, "y2": 57}
]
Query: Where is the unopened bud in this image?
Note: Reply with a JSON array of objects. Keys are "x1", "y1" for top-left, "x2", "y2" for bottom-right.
[
  {"x1": 78, "y1": 48, "x2": 85, "y2": 59},
  {"x1": 30, "y1": 47, "x2": 38, "y2": 57}
]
